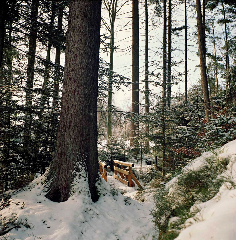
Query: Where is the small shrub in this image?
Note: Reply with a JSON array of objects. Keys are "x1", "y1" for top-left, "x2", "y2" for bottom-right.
[
  {"x1": 140, "y1": 167, "x2": 162, "y2": 186},
  {"x1": 158, "y1": 230, "x2": 179, "y2": 240}
]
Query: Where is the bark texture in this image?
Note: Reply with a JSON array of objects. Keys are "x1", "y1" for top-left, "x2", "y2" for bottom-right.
[{"x1": 46, "y1": 0, "x2": 101, "y2": 203}]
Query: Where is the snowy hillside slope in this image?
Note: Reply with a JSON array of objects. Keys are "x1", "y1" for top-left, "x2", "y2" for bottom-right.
[
  {"x1": 170, "y1": 140, "x2": 236, "y2": 240},
  {"x1": 0, "y1": 167, "x2": 157, "y2": 240}
]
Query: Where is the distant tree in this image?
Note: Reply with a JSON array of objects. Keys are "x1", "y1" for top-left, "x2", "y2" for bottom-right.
[
  {"x1": 167, "y1": 0, "x2": 172, "y2": 108},
  {"x1": 0, "y1": 1, "x2": 6, "y2": 77},
  {"x1": 221, "y1": 1, "x2": 230, "y2": 93},
  {"x1": 184, "y1": 0, "x2": 188, "y2": 102},
  {"x1": 52, "y1": 2, "x2": 65, "y2": 146},
  {"x1": 162, "y1": 0, "x2": 167, "y2": 176},
  {"x1": 102, "y1": 0, "x2": 118, "y2": 140},
  {"x1": 39, "y1": 1, "x2": 56, "y2": 118},
  {"x1": 144, "y1": 0, "x2": 149, "y2": 150},
  {"x1": 45, "y1": 0, "x2": 102, "y2": 203},
  {"x1": 24, "y1": 0, "x2": 39, "y2": 157},
  {"x1": 196, "y1": 0, "x2": 211, "y2": 122},
  {"x1": 130, "y1": 0, "x2": 139, "y2": 147}
]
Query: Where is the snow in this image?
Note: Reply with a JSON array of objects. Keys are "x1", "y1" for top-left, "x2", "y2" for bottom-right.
[
  {"x1": 173, "y1": 139, "x2": 236, "y2": 240},
  {"x1": 2, "y1": 139, "x2": 236, "y2": 240},
  {"x1": 0, "y1": 167, "x2": 157, "y2": 240}
]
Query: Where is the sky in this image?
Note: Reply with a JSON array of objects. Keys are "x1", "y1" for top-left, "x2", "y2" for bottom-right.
[
  {"x1": 100, "y1": 0, "x2": 202, "y2": 111},
  {"x1": 100, "y1": 0, "x2": 233, "y2": 112}
]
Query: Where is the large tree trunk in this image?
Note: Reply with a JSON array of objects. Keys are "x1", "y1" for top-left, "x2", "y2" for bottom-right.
[
  {"x1": 196, "y1": 0, "x2": 210, "y2": 122},
  {"x1": 24, "y1": 0, "x2": 39, "y2": 152},
  {"x1": 144, "y1": 0, "x2": 149, "y2": 150},
  {"x1": 130, "y1": 0, "x2": 139, "y2": 147},
  {"x1": 46, "y1": 0, "x2": 101, "y2": 203}
]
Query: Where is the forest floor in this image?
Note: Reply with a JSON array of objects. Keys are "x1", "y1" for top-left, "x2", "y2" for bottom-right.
[
  {"x1": 1, "y1": 139, "x2": 236, "y2": 240},
  {"x1": 0, "y1": 161, "x2": 158, "y2": 240}
]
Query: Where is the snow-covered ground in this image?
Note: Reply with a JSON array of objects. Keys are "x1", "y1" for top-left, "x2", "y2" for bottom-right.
[
  {"x1": 0, "y1": 165, "x2": 157, "y2": 240},
  {"x1": 1, "y1": 139, "x2": 236, "y2": 240},
  {"x1": 170, "y1": 140, "x2": 236, "y2": 240}
]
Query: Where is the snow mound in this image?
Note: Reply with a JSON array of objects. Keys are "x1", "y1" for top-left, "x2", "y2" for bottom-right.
[
  {"x1": 0, "y1": 172, "x2": 157, "y2": 240},
  {"x1": 174, "y1": 139, "x2": 236, "y2": 240}
]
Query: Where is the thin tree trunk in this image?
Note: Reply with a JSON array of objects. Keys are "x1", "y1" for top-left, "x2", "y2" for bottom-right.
[
  {"x1": 107, "y1": 0, "x2": 118, "y2": 140},
  {"x1": 24, "y1": 0, "x2": 39, "y2": 152},
  {"x1": 144, "y1": 0, "x2": 149, "y2": 150},
  {"x1": 184, "y1": 0, "x2": 188, "y2": 102},
  {"x1": 46, "y1": 0, "x2": 102, "y2": 203},
  {"x1": 212, "y1": 27, "x2": 218, "y2": 91},
  {"x1": 222, "y1": 1, "x2": 230, "y2": 92},
  {"x1": 3, "y1": 22, "x2": 13, "y2": 191},
  {"x1": 52, "y1": 4, "x2": 63, "y2": 119},
  {"x1": 0, "y1": 0, "x2": 6, "y2": 85},
  {"x1": 196, "y1": 0, "x2": 211, "y2": 122},
  {"x1": 162, "y1": 0, "x2": 167, "y2": 177},
  {"x1": 130, "y1": 0, "x2": 139, "y2": 147},
  {"x1": 52, "y1": 3, "x2": 64, "y2": 148},
  {"x1": 107, "y1": 20, "x2": 114, "y2": 140},
  {"x1": 167, "y1": 0, "x2": 172, "y2": 108},
  {"x1": 202, "y1": 0, "x2": 206, "y2": 63},
  {"x1": 39, "y1": 2, "x2": 56, "y2": 117}
]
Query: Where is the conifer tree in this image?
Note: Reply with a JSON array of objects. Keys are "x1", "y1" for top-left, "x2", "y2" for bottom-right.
[
  {"x1": 131, "y1": 0, "x2": 139, "y2": 147},
  {"x1": 45, "y1": 0, "x2": 102, "y2": 203},
  {"x1": 196, "y1": 0, "x2": 211, "y2": 122},
  {"x1": 144, "y1": 0, "x2": 149, "y2": 150},
  {"x1": 24, "y1": 0, "x2": 39, "y2": 157}
]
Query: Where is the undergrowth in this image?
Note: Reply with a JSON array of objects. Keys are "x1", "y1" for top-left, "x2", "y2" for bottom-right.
[{"x1": 152, "y1": 153, "x2": 234, "y2": 240}]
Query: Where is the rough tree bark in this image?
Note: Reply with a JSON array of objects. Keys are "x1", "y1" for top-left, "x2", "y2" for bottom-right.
[{"x1": 46, "y1": 0, "x2": 102, "y2": 203}]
